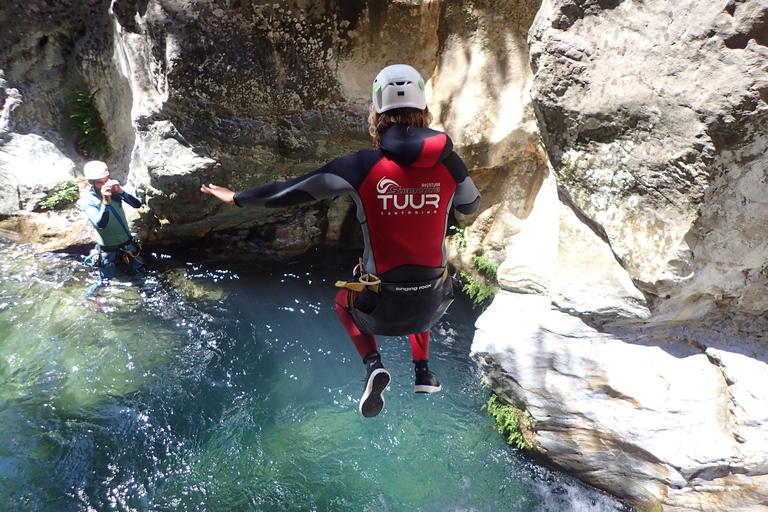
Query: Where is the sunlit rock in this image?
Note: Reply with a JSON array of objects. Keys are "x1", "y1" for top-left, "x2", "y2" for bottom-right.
[
  {"x1": 0, "y1": 133, "x2": 77, "y2": 214},
  {"x1": 472, "y1": 292, "x2": 737, "y2": 509},
  {"x1": 0, "y1": 209, "x2": 92, "y2": 251},
  {"x1": 529, "y1": 0, "x2": 768, "y2": 322},
  {"x1": 474, "y1": 0, "x2": 768, "y2": 509},
  {"x1": 552, "y1": 191, "x2": 651, "y2": 325}
]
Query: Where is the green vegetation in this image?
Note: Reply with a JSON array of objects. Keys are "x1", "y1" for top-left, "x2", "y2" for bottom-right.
[
  {"x1": 472, "y1": 253, "x2": 498, "y2": 281},
  {"x1": 67, "y1": 89, "x2": 111, "y2": 159},
  {"x1": 635, "y1": 501, "x2": 663, "y2": 512},
  {"x1": 37, "y1": 180, "x2": 80, "y2": 211},
  {"x1": 459, "y1": 253, "x2": 500, "y2": 310},
  {"x1": 483, "y1": 393, "x2": 533, "y2": 450},
  {"x1": 448, "y1": 225, "x2": 467, "y2": 248},
  {"x1": 459, "y1": 270, "x2": 498, "y2": 309}
]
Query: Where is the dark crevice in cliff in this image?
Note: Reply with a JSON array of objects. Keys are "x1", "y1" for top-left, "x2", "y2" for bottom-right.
[
  {"x1": 552, "y1": 0, "x2": 626, "y2": 30},
  {"x1": 556, "y1": 184, "x2": 610, "y2": 245},
  {"x1": 722, "y1": 2, "x2": 768, "y2": 49}
]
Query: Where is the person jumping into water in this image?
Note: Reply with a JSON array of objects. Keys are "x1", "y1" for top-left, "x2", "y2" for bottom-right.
[{"x1": 201, "y1": 64, "x2": 481, "y2": 417}]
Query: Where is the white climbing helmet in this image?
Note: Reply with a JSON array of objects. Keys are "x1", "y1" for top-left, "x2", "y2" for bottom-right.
[
  {"x1": 372, "y1": 64, "x2": 427, "y2": 114},
  {"x1": 83, "y1": 161, "x2": 109, "y2": 180}
]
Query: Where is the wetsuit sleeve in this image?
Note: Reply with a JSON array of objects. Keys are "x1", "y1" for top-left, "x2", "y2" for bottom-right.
[
  {"x1": 118, "y1": 191, "x2": 142, "y2": 209},
  {"x1": 82, "y1": 200, "x2": 110, "y2": 229},
  {"x1": 233, "y1": 152, "x2": 379, "y2": 208},
  {"x1": 443, "y1": 152, "x2": 481, "y2": 214}
]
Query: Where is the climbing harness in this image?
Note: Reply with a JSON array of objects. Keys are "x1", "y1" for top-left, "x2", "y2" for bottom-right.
[
  {"x1": 335, "y1": 259, "x2": 382, "y2": 295},
  {"x1": 335, "y1": 260, "x2": 454, "y2": 336},
  {"x1": 106, "y1": 202, "x2": 143, "y2": 265},
  {"x1": 122, "y1": 240, "x2": 143, "y2": 266}
]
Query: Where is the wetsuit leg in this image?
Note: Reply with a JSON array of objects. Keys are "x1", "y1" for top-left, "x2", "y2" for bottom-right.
[
  {"x1": 335, "y1": 289, "x2": 378, "y2": 360},
  {"x1": 101, "y1": 250, "x2": 119, "y2": 278},
  {"x1": 90, "y1": 249, "x2": 118, "y2": 294},
  {"x1": 410, "y1": 330, "x2": 430, "y2": 362}
]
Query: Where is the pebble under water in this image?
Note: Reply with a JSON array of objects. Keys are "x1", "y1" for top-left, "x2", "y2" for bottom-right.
[{"x1": 0, "y1": 241, "x2": 635, "y2": 511}]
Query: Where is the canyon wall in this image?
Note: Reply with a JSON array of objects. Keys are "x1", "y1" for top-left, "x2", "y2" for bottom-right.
[
  {"x1": 473, "y1": 1, "x2": 768, "y2": 511},
  {"x1": 3, "y1": 1, "x2": 768, "y2": 510}
]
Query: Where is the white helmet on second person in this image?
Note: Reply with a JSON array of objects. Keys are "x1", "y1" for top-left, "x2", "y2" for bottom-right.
[
  {"x1": 83, "y1": 161, "x2": 109, "y2": 180},
  {"x1": 372, "y1": 64, "x2": 427, "y2": 114}
]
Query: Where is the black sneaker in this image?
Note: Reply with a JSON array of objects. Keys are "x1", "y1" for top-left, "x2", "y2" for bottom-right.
[
  {"x1": 414, "y1": 366, "x2": 442, "y2": 394},
  {"x1": 359, "y1": 359, "x2": 391, "y2": 418}
]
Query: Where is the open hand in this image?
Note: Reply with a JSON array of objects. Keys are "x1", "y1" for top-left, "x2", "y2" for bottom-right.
[{"x1": 201, "y1": 183, "x2": 236, "y2": 204}]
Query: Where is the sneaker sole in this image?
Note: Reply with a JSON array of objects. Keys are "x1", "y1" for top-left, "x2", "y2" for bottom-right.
[
  {"x1": 360, "y1": 368, "x2": 391, "y2": 418},
  {"x1": 414, "y1": 383, "x2": 442, "y2": 394}
]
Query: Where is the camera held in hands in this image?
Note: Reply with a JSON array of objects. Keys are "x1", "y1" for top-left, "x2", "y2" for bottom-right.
[{"x1": 103, "y1": 179, "x2": 120, "y2": 194}]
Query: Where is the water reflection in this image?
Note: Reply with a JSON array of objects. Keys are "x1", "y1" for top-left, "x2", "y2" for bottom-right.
[{"x1": 0, "y1": 241, "x2": 633, "y2": 511}]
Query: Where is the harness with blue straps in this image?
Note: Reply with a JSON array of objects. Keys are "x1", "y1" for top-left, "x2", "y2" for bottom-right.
[{"x1": 106, "y1": 200, "x2": 143, "y2": 264}]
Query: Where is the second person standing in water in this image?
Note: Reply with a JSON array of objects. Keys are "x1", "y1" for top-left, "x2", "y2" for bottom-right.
[
  {"x1": 201, "y1": 64, "x2": 481, "y2": 418},
  {"x1": 79, "y1": 160, "x2": 145, "y2": 297}
]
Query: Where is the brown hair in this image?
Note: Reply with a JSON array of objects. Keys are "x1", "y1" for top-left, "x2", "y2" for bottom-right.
[{"x1": 368, "y1": 106, "x2": 434, "y2": 149}]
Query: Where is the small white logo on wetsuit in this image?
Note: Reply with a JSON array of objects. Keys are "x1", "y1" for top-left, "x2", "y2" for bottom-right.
[
  {"x1": 376, "y1": 177, "x2": 440, "y2": 214},
  {"x1": 395, "y1": 283, "x2": 434, "y2": 292}
]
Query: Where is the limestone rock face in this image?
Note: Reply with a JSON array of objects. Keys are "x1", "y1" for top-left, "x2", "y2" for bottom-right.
[
  {"x1": 469, "y1": 1, "x2": 768, "y2": 511},
  {"x1": 529, "y1": 0, "x2": 768, "y2": 321},
  {"x1": 0, "y1": 0, "x2": 540, "y2": 257},
  {"x1": 0, "y1": 133, "x2": 77, "y2": 215},
  {"x1": 0, "y1": 0, "x2": 543, "y2": 264}
]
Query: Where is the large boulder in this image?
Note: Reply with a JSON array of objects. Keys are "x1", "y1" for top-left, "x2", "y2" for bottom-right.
[
  {"x1": 0, "y1": 0, "x2": 541, "y2": 258},
  {"x1": 528, "y1": 0, "x2": 768, "y2": 321},
  {"x1": 0, "y1": 133, "x2": 77, "y2": 214},
  {"x1": 470, "y1": 0, "x2": 768, "y2": 510}
]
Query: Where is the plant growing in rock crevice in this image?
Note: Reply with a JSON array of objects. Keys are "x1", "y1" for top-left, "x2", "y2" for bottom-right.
[
  {"x1": 37, "y1": 180, "x2": 80, "y2": 211},
  {"x1": 483, "y1": 393, "x2": 534, "y2": 450},
  {"x1": 458, "y1": 252, "x2": 500, "y2": 310},
  {"x1": 448, "y1": 225, "x2": 467, "y2": 248},
  {"x1": 66, "y1": 89, "x2": 111, "y2": 160}
]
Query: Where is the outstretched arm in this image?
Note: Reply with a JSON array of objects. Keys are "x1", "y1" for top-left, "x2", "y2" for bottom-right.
[
  {"x1": 201, "y1": 184, "x2": 236, "y2": 204},
  {"x1": 201, "y1": 154, "x2": 364, "y2": 209}
]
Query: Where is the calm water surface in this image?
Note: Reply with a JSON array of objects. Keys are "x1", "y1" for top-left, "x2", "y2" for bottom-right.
[{"x1": 0, "y1": 241, "x2": 633, "y2": 512}]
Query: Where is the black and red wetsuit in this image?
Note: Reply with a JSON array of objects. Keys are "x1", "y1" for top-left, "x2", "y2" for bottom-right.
[{"x1": 234, "y1": 124, "x2": 481, "y2": 359}]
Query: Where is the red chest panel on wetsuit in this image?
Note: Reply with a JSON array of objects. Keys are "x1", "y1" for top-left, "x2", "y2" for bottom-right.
[{"x1": 358, "y1": 157, "x2": 456, "y2": 274}]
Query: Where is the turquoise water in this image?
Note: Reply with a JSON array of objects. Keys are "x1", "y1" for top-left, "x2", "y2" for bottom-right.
[{"x1": 0, "y1": 241, "x2": 633, "y2": 512}]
